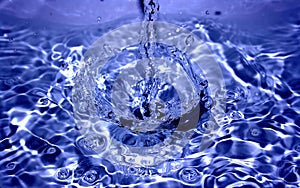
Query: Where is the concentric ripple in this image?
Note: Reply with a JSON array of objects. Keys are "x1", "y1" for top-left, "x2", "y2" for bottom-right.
[{"x1": 72, "y1": 21, "x2": 226, "y2": 167}]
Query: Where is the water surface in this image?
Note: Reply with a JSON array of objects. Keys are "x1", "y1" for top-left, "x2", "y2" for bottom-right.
[{"x1": 0, "y1": 0, "x2": 300, "y2": 187}]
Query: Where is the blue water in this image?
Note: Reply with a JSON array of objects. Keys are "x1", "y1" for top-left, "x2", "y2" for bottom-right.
[{"x1": 1, "y1": 0, "x2": 300, "y2": 187}]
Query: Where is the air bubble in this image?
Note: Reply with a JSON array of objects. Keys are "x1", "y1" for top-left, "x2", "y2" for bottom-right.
[
  {"x1": 83, "y1": 134, "x2": 107, "y2": 153},
  {"x1": 128, "y1": 167, "x2": 137, "y2": 174},
  {"x1": 179, "y1": 167, "x2": 201, "y2": 183},
  {"x1": 83, "y1": 170, "x2": 98, "y2": 183},
  {"x1": 51, "y1": 52, "x2": 61, "y2": 60},
  {"x1": 97, "y1": 16, "x2": 101, "y2": 23},
  {"x1": 45, "y1": 147, "x2": 56, "y2": 154},
  {"x1": 138, "y1": 167, "x2": 151, "y2": 176},
  {"x1": 250, "y1": 128, "x2": 261, "y2": 137},
  {"x1": 38, "y1": 98, "x2": 49, "y2": 105},
  {"x1": 41, "y1": 98, "x2": 48, "y2": 104},
  {"x1": 57, "y1": 168, "x2": 71, "y2": 180},
  {"x1": 4, "y1": 78, "x2": 16, "y2": 86},
  {"x1": 6, "y1": 162, "x2": 16, "y2": 170}
]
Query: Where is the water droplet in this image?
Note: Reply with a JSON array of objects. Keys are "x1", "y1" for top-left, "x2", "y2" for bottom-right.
[
  {"x1": 202, "y1": 121, "x2": 216, "y2": 132},
  {"x1": 229, "y1": 111, "x2": 244, "y2": 120},
  {"x1": 295, "y1": 144, "x2": 300, "y2": 152},
  {"x1": 76, "y1": 124, "x2": 82, "y2": 130},
  {"x1": 46, "y1": 147, "x2": 56, "y2": 154},
  {"x1": 83, "y1": 170, "x2": 98, "y2": 183},
  {"x1": 185, "y1": 35, "x2": 194, "y2": 46},
  {"x1": 205, "y1": 10, "x2": 209, "y2": 15},
  {"x1": 179, "y1": 167, "x2": 201, "y2": 183},
  {"x1": 204, "y1": 97, "x2": 213, "y2": 109},
  {"x1": 57, "y1": 168, "x2": 71, "y2": 180},
  {"x1": 199, "y1": 80, "x2": 208, "y2": 89},
  {"x1": 97, "y1": 16, "x2": 101, "y2": 23},
  {"x1": 6, "y1": 162, "x2": 16, "y2": 170},
  {"x1": 226, "y1": 88, "x2": 245, "y2": 102}
]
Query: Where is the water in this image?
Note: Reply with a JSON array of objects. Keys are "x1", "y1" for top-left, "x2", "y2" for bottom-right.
[{"x1": 0, "y1": 0, "x2": 300, "y2": 187}]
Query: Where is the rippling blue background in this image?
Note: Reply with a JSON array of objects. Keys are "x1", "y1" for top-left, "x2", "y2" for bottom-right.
[{"x1": 0, "y1": 0, "x2": 300, "y2": 187}]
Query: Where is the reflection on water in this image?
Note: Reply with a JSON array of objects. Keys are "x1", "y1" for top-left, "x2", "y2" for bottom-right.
[{"x1": 0, "y1": 0, "x2": 300, "y2": 187}]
